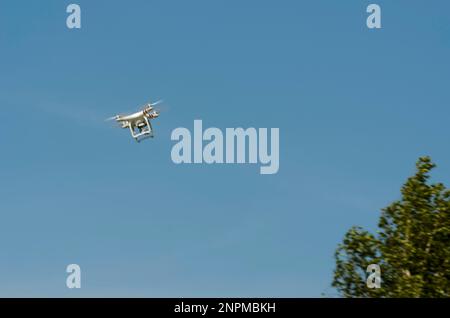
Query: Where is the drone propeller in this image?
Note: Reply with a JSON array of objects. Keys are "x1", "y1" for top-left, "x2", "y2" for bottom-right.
[
  {"x1": 143, "y1": 99, "x2": 169, "y2": 116},
  {"x1": 149, "y1": 99, "x2": 163, "y2": 107},
  {"x1": 105, "y1": 115, "x2": 119, "y2": 121},
  {"x1": 152, "y1": 101, "x2": 170, "y2": 114}
]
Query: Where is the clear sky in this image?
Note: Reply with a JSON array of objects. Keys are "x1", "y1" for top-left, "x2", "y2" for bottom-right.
[{"x1": 0, "y1": 0, "x2": 449, "y2": 297}]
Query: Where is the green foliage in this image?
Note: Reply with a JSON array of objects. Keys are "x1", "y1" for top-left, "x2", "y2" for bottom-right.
[{"x1": 333, "y1": 157, "x2": 450, "y2": 297}]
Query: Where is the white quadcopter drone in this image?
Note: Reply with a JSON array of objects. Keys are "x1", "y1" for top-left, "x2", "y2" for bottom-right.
[{"x1": 107, "y1": 100, "x2": 162, "y2": 142}]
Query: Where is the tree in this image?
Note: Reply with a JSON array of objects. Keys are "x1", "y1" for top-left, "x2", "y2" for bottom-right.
[{"x1": 333, "y1": 157, "x2": 450, "y2": 297}]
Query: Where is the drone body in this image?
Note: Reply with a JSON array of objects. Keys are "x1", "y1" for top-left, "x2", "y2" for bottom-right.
[{"x1": 108, "y1": 101, "x2": 161, "y2": 142}]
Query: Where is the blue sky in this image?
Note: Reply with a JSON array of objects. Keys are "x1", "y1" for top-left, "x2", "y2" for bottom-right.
[{"x1": 0, "y1": 0, "x2": 449, "y2": 297}]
